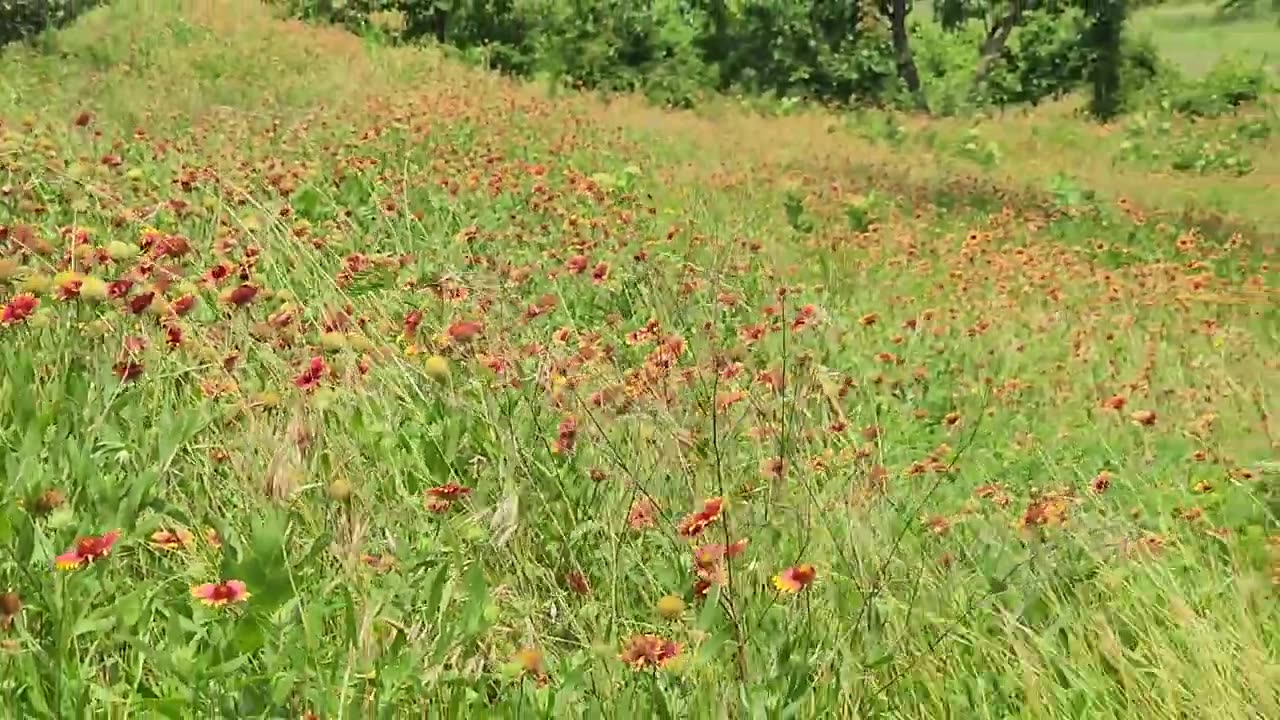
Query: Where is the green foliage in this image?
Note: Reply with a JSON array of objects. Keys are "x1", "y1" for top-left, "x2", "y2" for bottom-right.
[
  {"x1": 272, "y1": 1, "x2": 905, "y2": 108},
  {"x1": 0, "y1": 0, "x2": 101, "y2": 46},
  {"x1": 709, "y1": 2, "x2": 899, "y2": 105},
  {"x1": 276, "y1": 0, "x2": 1278, "y2": 120},
  {"x1": 1165, "y1": 56, "x2": 1272, "y2": 115},
  {"x1": 1116, "y1": 110, "x2": 1273, "y2": 175},
  {"x1": 981, "y1": 8, "x2": 1094, "y2": 107}
]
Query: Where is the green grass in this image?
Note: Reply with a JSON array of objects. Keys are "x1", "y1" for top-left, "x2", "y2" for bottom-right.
[
  {"x1": 0, "y1": 2, "x2": 1277, "y2": 717},
  {"x1": 1134, "y1": 1, "x2": 1280, "y2": 76}
]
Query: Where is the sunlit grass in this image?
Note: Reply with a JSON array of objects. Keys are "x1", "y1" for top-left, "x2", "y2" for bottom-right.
[{"x1": 1133, "y1": 1, "x2": 1280, "y2": 77}]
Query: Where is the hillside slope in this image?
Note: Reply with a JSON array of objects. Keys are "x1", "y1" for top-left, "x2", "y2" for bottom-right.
[{"x1": 0, "y1": 3, "x2": 1276, "y2": 718}]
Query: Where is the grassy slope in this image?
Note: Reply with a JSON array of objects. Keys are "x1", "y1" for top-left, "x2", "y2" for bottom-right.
[
  {"x1": 1133, "y1": 2, "x2": 1280, "y2": 77},
  {"x1": 0, "y1": 2, "x2": 1276, "y2": 717}
]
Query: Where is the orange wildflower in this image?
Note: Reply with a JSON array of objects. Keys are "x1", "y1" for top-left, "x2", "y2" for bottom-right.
[
  {"x1": 772, "y1": 563, "x2": 817, "y2": 594},
  {"x1": 677, "y1": 496, "x2": 724, "y2": 538},
  {"x1": 619, "y1": 634, "x2": 681, "y2": 670},
  {"x1": 149, "y1": 528, "x2": 195, "y2": 551}
]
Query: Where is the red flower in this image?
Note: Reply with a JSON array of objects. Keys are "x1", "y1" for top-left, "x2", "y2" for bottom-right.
[
  {"x1": 564, "y1": 570, "x2": 592, "y2": 596},
  {"x1": 425, "y1": 483, "x2": 471, "y2": 512},
  {"x1": 1, "y1": 293, "x2": 38, "y2": 325},
  {"x1": 552, "y1": 415, "x2": 577, "y2": 455},
  {"x1": 54, "y1": 530, "x2": 121, "y2": 570},
  {"x1": 294, "y1": 356, "x2": 328, "y2": 391},
  {"x1": 114, "y1": 361, "x2": 144, "y2": 382},
  {"x1": 107, "y1": 279, "x2": 134, "y2": 299},
  {"x1": 190, "y1": 579, "x2": 251, "y2": 607},
  {"x1": 127, "y1": 291, "x2": 155, "y2": 315},
  {"x1": 427, "y1": 483, "x2": 472, "y2": 500},
  {"x1": 591, "y1": 261, "x2": 610, "y2": 283},
  {"x1": 224, "y1": 284, "x2": 258, "y2": 307},
  {"x1": 154, "y1": 235, "x2": 191, "y2": 258},
  {"x1": 677, "y1": 496, "x2": 724, "y2": 538},
  {"x1": 403, "y1": 309, "x2": 423, "y2": 336},
  {"x1": 164, "y1": 324, "x2": 183, "y2": 348},
  {"x1": 171, "y1": 293, "x2": 197, "y2": 316},
  {"x1": 619, "y1": 634, "x2": 682, "y2": 670},
  {"x1": 772, "y1": 563, "x2": 817, "y2": 594},
  {"x1": 446, "y1": 320, "x2": 483, "y2": 343},
  {"x1": 56, "y1": 276, "x2": 83, "y2": 300}
]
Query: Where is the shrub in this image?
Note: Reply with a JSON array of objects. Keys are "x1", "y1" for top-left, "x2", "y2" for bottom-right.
[
  {"x1": 0, "y1": 0, "x2": 102, "y2": 46},
  {"x1": 1167, "y1": 56, "x2": 1271, "y2": 116}
]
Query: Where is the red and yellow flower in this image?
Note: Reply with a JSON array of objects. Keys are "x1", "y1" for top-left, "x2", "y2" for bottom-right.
[
  {"x1": 54, "y1": 530, "x2": 122, "y2": 571},
  {"x1": 191, "y1": 580, "x2": 251, "y2": 607}
]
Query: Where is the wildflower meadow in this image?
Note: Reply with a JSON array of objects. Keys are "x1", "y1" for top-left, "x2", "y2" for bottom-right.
[{"x1": 0, "y1": 1, "x2": 1277, "y2": 717}]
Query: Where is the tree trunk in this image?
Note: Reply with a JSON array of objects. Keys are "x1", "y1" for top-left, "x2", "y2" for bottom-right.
[
  {"x1": 887, "y1": 0, "x2": 927, "y2": 111},
  {"x1": 1087, "y1": 0, "x2": 1127, "y2": 121},
  {"x1": 972, "y1": 0, "x2": 1039, "y2": 88}
]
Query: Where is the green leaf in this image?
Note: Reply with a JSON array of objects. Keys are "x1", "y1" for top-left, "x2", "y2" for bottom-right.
[
  {"x1": 422, "y1": 564, "x2": 449, "y2": 619},
  {"x1": 270, "y1": 671, "x2": 296, "y2": 706},
  {"x1": 139, "y1": 699, "x2": 190, "y2": 719},
  {"x1": 72, "y1": 614, "x2": 118, "y2": 639}
]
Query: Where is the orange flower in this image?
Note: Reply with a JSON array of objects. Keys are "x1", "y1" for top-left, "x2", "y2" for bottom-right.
[
  {"x1": 677, "y1": 496, "x2": 724, "y2": 538},
  {"x1": 514, "y1": 647, "x2": 550, "y2": 685},
  {"x1": 54, "y1": 530, "x2": 122, "y2": 570},
  {"x1": 1021, "y1": 493, "x2": 1073, "y2": 528},
  {"x1": 715, "y1": 390, "x2": 747, "y2": 412},
  {"x1": 1101, "y1": 394, "x2": 1127, "y2": 411},
  {"x1": 149, "y1": 528, "x2": 195, "y2": 551},
  {"x1": 191, "y1": 580, "x2": 251, "y2": 607},
  {"x1": 1130, "y1": 410, "x2": 1157, "y2": 427},
  {"x1": 619, "y1": 634, "x2": 681, "y2": 670},
  {"x1": 772, "y1": 563, "x2": 817, "y2": 594},
  {"x1": 361, "y1": 553, "x2": 397, "y2": 572}
]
